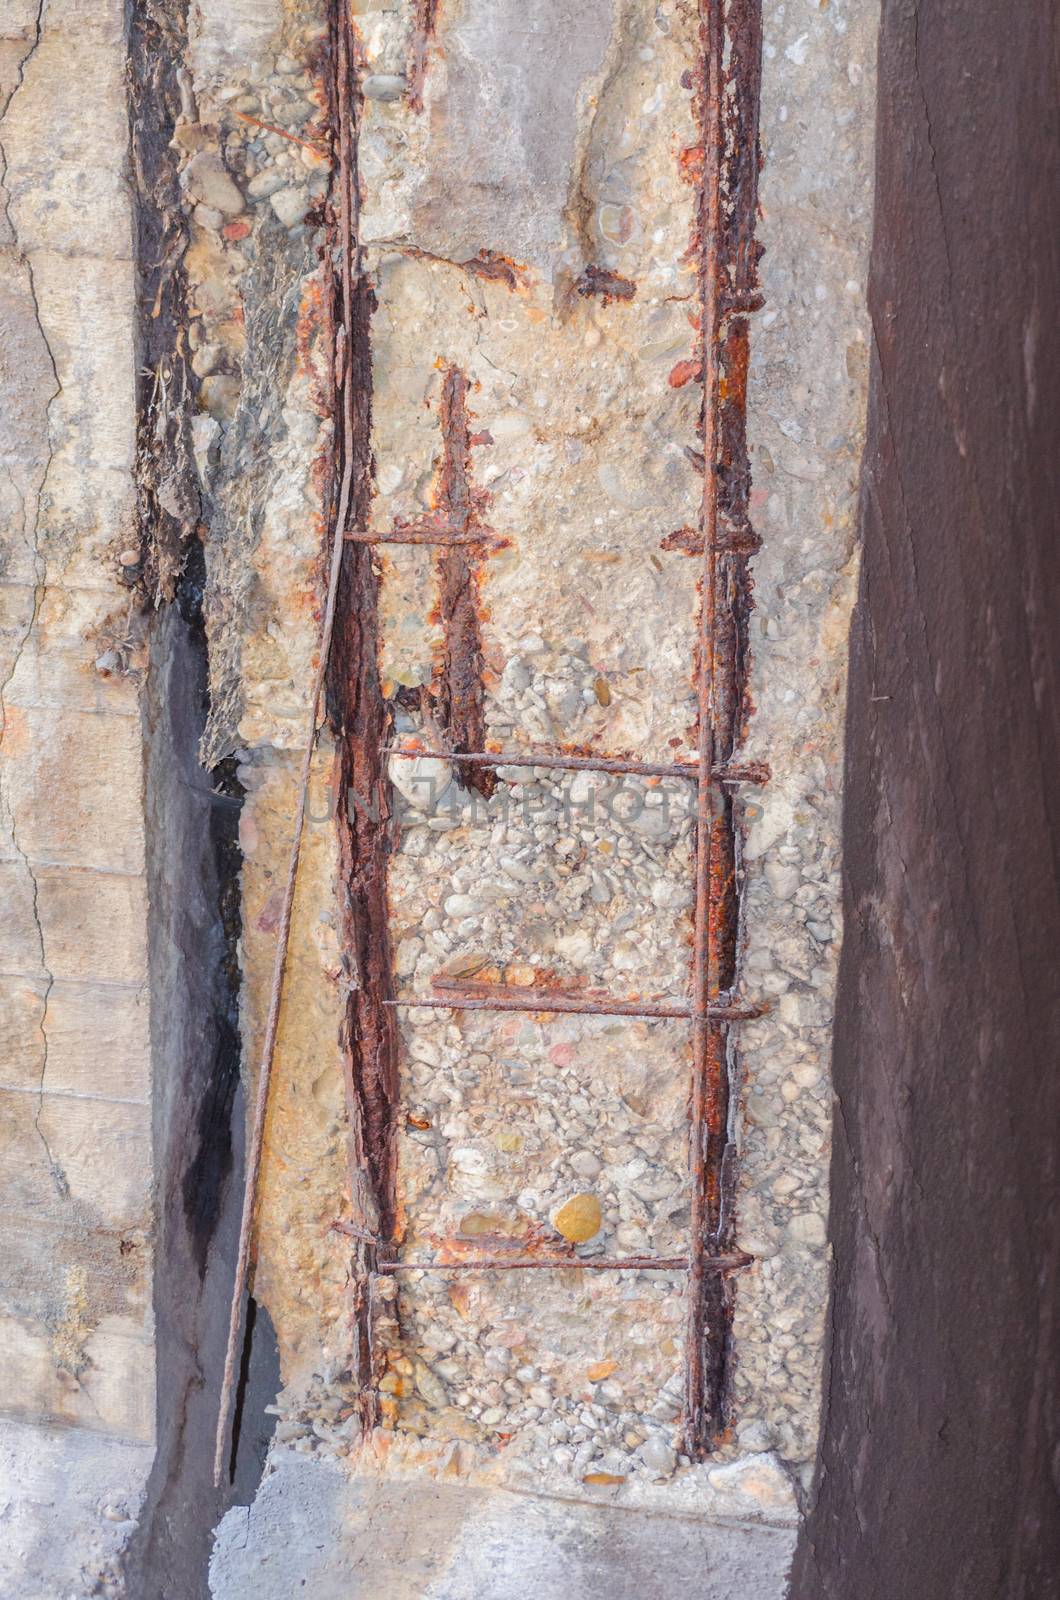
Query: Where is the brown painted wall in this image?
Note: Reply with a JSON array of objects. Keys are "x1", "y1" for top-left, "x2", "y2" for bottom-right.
[{"x1": 790, "y1": 2, "x2": 1060, "y2": 1597}]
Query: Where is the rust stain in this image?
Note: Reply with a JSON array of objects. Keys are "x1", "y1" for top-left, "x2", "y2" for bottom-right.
[
  {"x1": 661, "y1": 525, "x2": 701, "y2": 554},
  {"x1": 399, "y1": 972, "x2": 762, "y2": 1022},
  {"x1": 461, "y1": 248, "x2": 528, "y2": 290},
  {"x1": 435, "y1": 1219, "x2": 563, "y2": 1262},
  {"x1": 406, "y1": 0, "x2": 440, "y2": 113},
  {"x1": 662, "y1": 522, "x2": 761, "y2": 556},
  {"x1": 232, "y1": 108, "x2": 329, "y2": 153},
  {"x1": 574, "y1": 265, "x2": 637, "y2": 303},
  {"x1": 679, "y1": 143, "x2": 705, "y2": 184},
  {"x1": 385, "y1": 243, "x2": 529, "y2": 291},
  {"x1": 668, "y1": 356, "x2": 704, "y2": 389},
  {"x1": 431, "y1": 366, "x2": 495, "y2": 796}
]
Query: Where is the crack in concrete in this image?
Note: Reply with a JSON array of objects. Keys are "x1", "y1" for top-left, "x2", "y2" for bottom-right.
[{"x1": 0, "y1": 0, "x2": 68, "y2": 1197}]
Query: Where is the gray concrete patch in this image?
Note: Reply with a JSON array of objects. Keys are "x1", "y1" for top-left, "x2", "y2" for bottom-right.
[
  {"x1": 209, "y1": 1451, "x2": 794, "y2": 1600},
  {"x1": 0, "y1": 1419, "x2": 152, "y2": 1600}
]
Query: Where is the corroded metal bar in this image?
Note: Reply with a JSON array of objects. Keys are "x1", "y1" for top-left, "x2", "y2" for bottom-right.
[
  {"x1": 376, "y1": 1255, "x2": 752, "y2": 1274},
  {"x1": 686, "y1": 0, "x2": 727, "y2": 1459},
  {"x1": 385, "y1": 744, "x2": 769, "y2": 785},
  {"x1": 212, "y1": 3, "x2": 365, "y2": 1492},
  {"x1": 384, "y1": 978, "x2": 763, "y2": 1023},
  {"x1": 325, "y1": 8, "x2": 400, "y2": 1439},
  {"x1": 433, "y1": 367, "x2": 494, "y2": 797},
  {"x1": 345, "y1": 525, "x2": 504, "y2": 548},
  {"x1": 684, "y1": 0, "x2": 765, "y2": 1459}
]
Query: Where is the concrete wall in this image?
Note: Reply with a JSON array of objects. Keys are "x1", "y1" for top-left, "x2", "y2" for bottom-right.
[
  {"x1": 790, "y1": 1, "x2": 1060, "y2": 1596},
  {"x1": 0, "y1": 3, "x2": 156, "y2": 1591},
  {"x1": 0, "y1": 0, "x2": 154, "y2": 1445}
]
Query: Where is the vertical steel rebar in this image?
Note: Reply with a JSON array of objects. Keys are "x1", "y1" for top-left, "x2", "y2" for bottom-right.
[
  {"x1": 212, "y1": 2, "x2": 367, "y2": 1487},
  {"x1": 685, "y1": 0, "x2": 727, "y2": 1457}
]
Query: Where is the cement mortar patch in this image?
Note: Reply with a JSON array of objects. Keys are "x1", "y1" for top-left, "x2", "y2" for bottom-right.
[
  {"x1": 209, "y1": 1448, "x2": 796, "y2": 1600},
  {"x1": 0, "y1": 1419, "x2": 152, "y2": 1600}
]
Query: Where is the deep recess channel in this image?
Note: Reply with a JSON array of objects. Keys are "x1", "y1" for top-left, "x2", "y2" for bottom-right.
[{"x1": 124, "y1": 6, "x2": 277, "y2": 1592}]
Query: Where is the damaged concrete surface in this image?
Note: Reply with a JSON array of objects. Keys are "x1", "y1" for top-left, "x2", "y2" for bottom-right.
[
  {"x1": 209, "y1": 0, "x2": 875, "y2": 1514},
  {"x1": 0, "y1": 1419, "x2": 152, "y2": 1599},
  {"x1": 1, "y1": 0, "x2": 878, "y2": 1593}
]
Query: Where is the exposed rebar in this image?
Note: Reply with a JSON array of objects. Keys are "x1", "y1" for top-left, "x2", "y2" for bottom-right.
[
  {"x1": 385, "y1": 744, "x2": 769, "y2": 784},
  {"x1": 212, "y1": 7, "x2": 362, "y2": 1490},
  {"x1": 375, "y1": 1253, "x2": 753, "y2": 1274}
]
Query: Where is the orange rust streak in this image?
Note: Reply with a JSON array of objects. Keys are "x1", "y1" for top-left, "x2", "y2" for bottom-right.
[{"x1": 233, "y1": 109, "x2": 329, "y2": 152}]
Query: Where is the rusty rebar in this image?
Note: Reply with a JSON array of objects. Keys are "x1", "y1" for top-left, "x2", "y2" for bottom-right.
[
  {"x1": 661, "y1": 525, "x2": 763, "y2": 556},
  {"x1": 389, "y1": 745, "x2": 694, "y2": 778},
  {"x1": 384, "y1": 744, "x2": 768, "y2": 785},
  {"x1": 433, "y1": 367, "x2": 494, "y2": 794},
  {"x1": 685, "y1": 0, "x2": 726, "y2": 1461},
  {"x1": 345, "y1": 524, "x2": 505, "y2": 549},
  {"x1": 384, "y1": 977, "x2": 763, "y2": 1023},
  {"x1": 211, "y1": 24, "x2": 357, "y2": 1489},
  {"x1": 232, "y1": 109, "x2": 328, "y2": 153},
  {"x1": 330, "y1": 1219, "x2": 380, "y2": 1244},
  {"x1": 375, "y1": 1254, "x2": 752, "y2": 1274}
]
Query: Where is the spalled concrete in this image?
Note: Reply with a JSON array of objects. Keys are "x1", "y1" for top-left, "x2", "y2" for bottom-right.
[
  {"x1": 207, "y1": 0, "x2": 878, "y2": 1510},
  {"x1": 1, "y1": 0, "x2": 886, "y2": 1593}
]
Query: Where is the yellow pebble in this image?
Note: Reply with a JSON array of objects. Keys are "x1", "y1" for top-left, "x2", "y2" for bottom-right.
[{"x1": 554, "y1": 1192, "x2": 602, "y2": 1243}]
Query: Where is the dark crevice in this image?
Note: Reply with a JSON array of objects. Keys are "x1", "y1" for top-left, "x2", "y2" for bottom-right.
[
  {"x1": 123, "y1": 1, "x2": 276, "y2": 1589},
  {"x1": 228, "y1": 1297, "x2": 280, "y2": 1503},
  {"x1": 125, "y1": 550, "x2": 276, "y2": 1600}
]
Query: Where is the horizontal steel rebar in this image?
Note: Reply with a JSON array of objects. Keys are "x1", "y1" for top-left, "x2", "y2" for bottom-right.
[
  {"x1": 383, "y1": 980, "x2": 763, "y2": 1023},
  {"x1": 375, "y1": 1252, "x2": 754, "y2": 1274},
  {"x1": 345, "y1": 525, "x2": 506, "y2": 549},
  {"x1": 384, "y1": 745, "x2": 769, "y2": 785}
]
